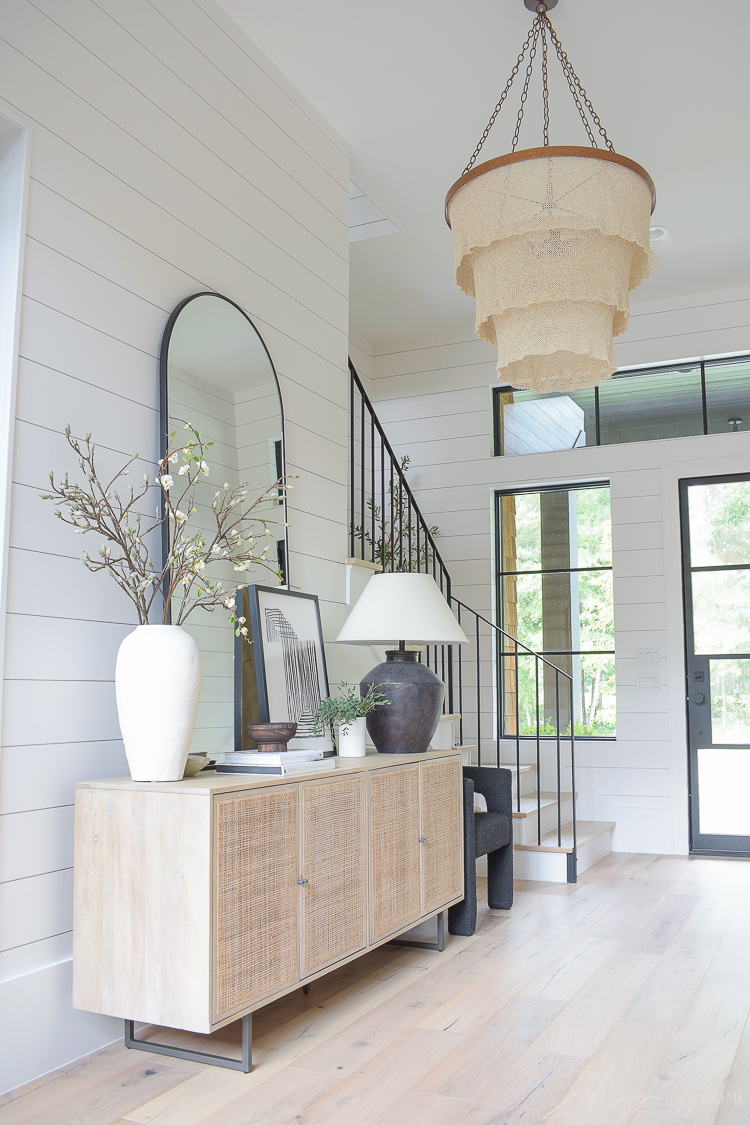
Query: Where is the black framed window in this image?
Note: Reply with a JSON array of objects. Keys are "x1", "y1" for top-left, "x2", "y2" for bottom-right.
[
  {"x1": 493, "y1": 354, "x2": 750, "y2": 456},
  {"x1": 496, "y1": 482, "x2": 615, "y2": 737}
]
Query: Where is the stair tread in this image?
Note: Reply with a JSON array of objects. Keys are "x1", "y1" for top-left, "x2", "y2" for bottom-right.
[
  {"x1": 514, "y1": 820, "x2": 615, "y2": 854},
  {"x1": 511, "y1": 791, "x2": 575, "y2": 818}
]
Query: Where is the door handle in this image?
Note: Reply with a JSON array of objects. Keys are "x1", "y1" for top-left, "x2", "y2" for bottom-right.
[
  {"x1": 418, "y1": 837, "x2": 427, "y2": 843},
  {"x1": 297, "y1": 878, "x2": 309, "y2": 884}
]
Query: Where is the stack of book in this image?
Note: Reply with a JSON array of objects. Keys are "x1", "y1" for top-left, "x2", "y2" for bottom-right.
[{"x1": 214, "y1": 749, "x2": 335, "y2": 776}]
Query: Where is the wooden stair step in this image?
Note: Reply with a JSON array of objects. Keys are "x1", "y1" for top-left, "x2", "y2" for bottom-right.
[
  {"x1": 514, "y1": 820, "x2": 615, "y2": 855},
  {"x1": 511, "y1": 791, "x2": 575, "y2": 819}
]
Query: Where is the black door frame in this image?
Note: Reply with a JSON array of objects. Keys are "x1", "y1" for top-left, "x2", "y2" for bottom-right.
[{"x1": 680, "y1": 471, "x2": 750, "y2": 857}]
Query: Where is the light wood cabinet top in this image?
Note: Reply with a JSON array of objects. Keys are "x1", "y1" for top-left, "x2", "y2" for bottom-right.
[{"x1": 75, "y1": 747, "x2": 461, "y2": 796}]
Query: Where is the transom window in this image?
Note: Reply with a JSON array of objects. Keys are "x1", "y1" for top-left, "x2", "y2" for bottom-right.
[{"x1": 493, "y1": 354, "x2": 750, "y2": 456}]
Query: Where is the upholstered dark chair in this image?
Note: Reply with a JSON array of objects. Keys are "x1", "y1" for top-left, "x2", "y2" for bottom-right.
[{"x1": 448, "y1": 766, "x2": 514, "y2": 936}]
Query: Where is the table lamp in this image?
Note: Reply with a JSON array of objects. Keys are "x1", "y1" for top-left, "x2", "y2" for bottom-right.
[{"x1": 335, "y1": 572, "x2": 468, "y2": 754}]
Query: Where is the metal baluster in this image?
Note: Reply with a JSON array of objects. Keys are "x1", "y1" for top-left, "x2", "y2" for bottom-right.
[
  {"x1": 360, "y1": 389, "x2": 365, "y2": 563},
  {"x1": 408, "y1": 493, "x2": 412, "y2": 572},
  {"x1": 458, "y1": 603, "x2": 464, "y2": 746},
  {"x1": 556, "y1": 668, "x2": 562, "y2": 847},
  {"x1": 570, "y1": 678, "x2": 577, "y2": 881},
  {"x1": 495, "y1": 633, "x2": 501, "y2": 768},
  {"x1": 535, "y1": 657, "x2": 541, "y2": 845},
  {"x1": 380, "y1": 438, "x2": 385, "y2": 570},
  {"x1": 476, "y1": 615, "x2": 481, "y2": 766},
  {"x1": 446, "y1": 576, "x2": 454, "y2": 714},
  {"x1": 370, "y1": 413, "x2": 375, "y2": 566},
  {"x1": 398, "y1": 475, "x2": 403, "y2": 571},
  {"x1": 515, "y1": 639, "x2": 520, "y2": 813},
  {"x1": 389, "y1": 460, "x2": 394, "y2": 572},
  {"x1": 349, "y1": 371, "x2": 355, "y2": 558}
]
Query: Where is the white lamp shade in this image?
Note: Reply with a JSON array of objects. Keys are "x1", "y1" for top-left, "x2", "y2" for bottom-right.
[{"x1": 335, "y1": 573, "x2": 468, "y2": 646}]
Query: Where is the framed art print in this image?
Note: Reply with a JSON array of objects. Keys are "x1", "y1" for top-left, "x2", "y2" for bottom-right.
[{"x1": 235, "y1": 585, "x2": 334, "y2": 756}]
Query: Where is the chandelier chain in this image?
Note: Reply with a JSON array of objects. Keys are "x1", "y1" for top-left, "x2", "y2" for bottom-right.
[
  {"x1": 546, "y1": 19, "x2": 615, "y2": 151},
  {"x1": 461, "y1": 9, "x2": 615, "y2": 173},
  {"x1": 541, "y1": 19, "x2": 550, "y2": 147},
  {"x1": 511, "y1": 23, "x2": 541, "y2": 152},
  {"x1": 462, "y1": 20, "x2": 539, "y2": 174}
]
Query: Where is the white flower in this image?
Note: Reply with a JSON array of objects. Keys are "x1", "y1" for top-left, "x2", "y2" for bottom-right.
[
  {"x1": 199, "y1": 461, "x2": 209, "y2": 476},
  {"x1": 178, "y1": 464, "x2": 189, "y2": 476},
  {"x1": 156, "y1": 474, "x2": 173, "y2": 489},
  {"x1": 172, "y1": 509, "x2": 187, "y2": 524},
  {"x1": 169, "y1": 453, "x2": 179, "y2": 463}
]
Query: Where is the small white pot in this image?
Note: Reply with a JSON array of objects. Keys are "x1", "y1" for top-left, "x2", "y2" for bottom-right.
[
  {"x1": 336, "y1": 716, "x2": 367, "y2": 758},
  {"x1": 115, "y1": 625, "x2": 202, "y2": 782}
]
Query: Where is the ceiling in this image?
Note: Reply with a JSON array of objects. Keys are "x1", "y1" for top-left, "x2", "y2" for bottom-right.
[{"x1": 217, "y1": 0, "x2": 750, "y2": 349}]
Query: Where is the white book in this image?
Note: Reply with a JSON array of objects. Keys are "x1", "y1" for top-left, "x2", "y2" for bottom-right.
[
  {"x1": 215, "y1": 749, "x2": 323, "y2": 767},
  {"x1": 216, "y1": 758, "x2": 337, "y2": 777}
]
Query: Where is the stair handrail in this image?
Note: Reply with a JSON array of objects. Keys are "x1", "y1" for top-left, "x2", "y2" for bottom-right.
[{"x1": 348, "y1": 358, "x2": 577, "y2": 878}]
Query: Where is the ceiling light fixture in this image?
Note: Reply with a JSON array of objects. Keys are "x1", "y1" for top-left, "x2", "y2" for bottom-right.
[
  {"x1": 649, "y1": 226, "x2": 669, "y2": 241},
  {"x1": 445, "y1": 0, "x2": 655, "y2": 393}
]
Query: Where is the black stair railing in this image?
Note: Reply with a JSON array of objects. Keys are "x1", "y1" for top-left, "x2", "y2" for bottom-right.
[{"x1": 349, "y1": 360, "x2": 577, "y2": 876}]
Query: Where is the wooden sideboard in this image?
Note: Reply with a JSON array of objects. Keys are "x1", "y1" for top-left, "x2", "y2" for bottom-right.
[{"x1": 73, "y1": 748, "x2": 463, "y2": 1052}]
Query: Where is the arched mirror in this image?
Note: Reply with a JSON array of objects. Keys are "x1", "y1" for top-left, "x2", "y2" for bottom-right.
[{"x1": 160, "y1": 292, "x2": 288, "y2": 756}]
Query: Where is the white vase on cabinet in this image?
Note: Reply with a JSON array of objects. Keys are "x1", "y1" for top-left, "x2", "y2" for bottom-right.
[
  {"x1": 336, "y1": 716, "x2": 367, "y2": 757},
  {"x1": 115, "y1": 625, "x2": 202, "y2": 782}
]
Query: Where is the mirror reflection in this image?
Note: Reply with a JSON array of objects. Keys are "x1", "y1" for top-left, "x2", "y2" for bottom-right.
[{"x1": 162, "y1": 292, "x2": 287, "y2": 756}]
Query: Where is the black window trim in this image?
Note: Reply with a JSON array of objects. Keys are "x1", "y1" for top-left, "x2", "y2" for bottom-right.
[
  {"x1": 493, "y1": 353, "x2": 750, "y2": 455},
  {"x1": 494, "y1": 481, "x2": 616, "y2": 740}
]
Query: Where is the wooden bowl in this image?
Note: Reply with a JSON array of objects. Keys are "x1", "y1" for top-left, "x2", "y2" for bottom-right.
[{"x1": 246, "y1": 722, "x2": 298, "y2": 753}]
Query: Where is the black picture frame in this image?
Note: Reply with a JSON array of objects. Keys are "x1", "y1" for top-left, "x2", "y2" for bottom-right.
[{"x1": 234, "y1": 585, "x2": 334, "y2": 756}]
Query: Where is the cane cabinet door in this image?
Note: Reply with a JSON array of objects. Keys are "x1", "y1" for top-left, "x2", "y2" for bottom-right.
[
  {"x1": 213, "y1": 786, "x2": 299, "y2": 1021},
  {"x1": 419, "y1": 757, "x2": 463, "y2": 914},
  {"x1": 299, "y1": 774, "x2": 367, "y2": 977},
  {"x1": 369, "y1": 764, "x2": 421, "y2": 942}
]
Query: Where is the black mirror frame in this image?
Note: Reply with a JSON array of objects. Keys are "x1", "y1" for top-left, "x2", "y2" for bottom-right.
[{"x1": 158, "y1": 291, "x2": 289, "y2": 616}]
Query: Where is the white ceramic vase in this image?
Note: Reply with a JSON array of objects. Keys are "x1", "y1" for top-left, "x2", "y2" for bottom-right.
[
  {"x1": 115, "y1": 625, "x2": 202, "y2": 782},
  {"x1": 336, "y1": 716, "x2": 367, "y2": 758}
]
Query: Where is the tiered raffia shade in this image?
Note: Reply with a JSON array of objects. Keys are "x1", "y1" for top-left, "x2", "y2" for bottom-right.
[{"x1": 446, "y1": 148, "x2": 655, "y2": 392}]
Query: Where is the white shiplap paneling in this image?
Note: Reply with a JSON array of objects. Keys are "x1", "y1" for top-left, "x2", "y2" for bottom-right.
[
  {"x1": 0, "y1": 0, "x2": 349, "y2": 1093},
  {"x1": 367, "y1": 288, "x2": 750, "y2": 860}
]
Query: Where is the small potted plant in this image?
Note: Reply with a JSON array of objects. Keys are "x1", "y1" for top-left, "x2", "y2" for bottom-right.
[{"x1": 312, "y1": 683, "x2": 390, "y2": 758}]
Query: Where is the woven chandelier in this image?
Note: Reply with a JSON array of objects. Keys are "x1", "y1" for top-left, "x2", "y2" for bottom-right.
[{"x1": 445, "y1": 0, "x2": 655, "y2": 393}]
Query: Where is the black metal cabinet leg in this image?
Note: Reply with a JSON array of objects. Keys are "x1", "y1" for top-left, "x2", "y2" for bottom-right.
[
  {"x1": 388, "y1": 910, "x2": 445, "y2": 951},
  {"x1": 124, "y1": 1013, "x2": 252, "y2": 1073}
]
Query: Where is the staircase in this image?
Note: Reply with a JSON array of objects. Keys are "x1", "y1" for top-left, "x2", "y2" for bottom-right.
[{"x1": 348, "y1": 359, "x2": 615, "y2": 883}]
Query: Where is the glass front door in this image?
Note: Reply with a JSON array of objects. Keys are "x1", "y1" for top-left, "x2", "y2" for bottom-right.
[{"x1": 681, "y1": 474, "x2": 750, "y2": 855}]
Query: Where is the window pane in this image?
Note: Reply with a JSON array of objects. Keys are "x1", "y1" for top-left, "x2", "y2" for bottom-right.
[
  {"x1": 698, "y1": 747, "x2": 750, "y2": 835},
  {"x1": 705, "y1": 360, "x2": 750, "y2": 435},
  {"x1": 598, "y1": 365, "x2": 703, "y2": 445},
  {"x1": 575, "y1": 487, "x2": 612, "y2": 567},
  {"x1": 692, "y1": 570, "x2": 750, "y2": 654},
  {"x1": 710, "y1": 660, "x2": 750, "y2": 743},
  {"x1": 498, "y1": 388, "x2": 595, "y2": 455},
  {"x1": 577, "y1": 654, "x2": 616, "y2": 736},
  {"x1": 510, "y1": 573, "x2": 542, "y2": 650},
  {"x1": 688, "y1": 480, "x2": 750, "y2": 566},
  {"x1": 501, "y1": 487, "x2": 612, "y2": 573},
  {"x1": 508, "y1": 491, "x2": 541, "y2": 571},
  {"x1": 577, "y1": 570, "x2": 614, "y2": 651},
  {"x1": 508, "y1": 653, "x2": 615, "y2": 736}
]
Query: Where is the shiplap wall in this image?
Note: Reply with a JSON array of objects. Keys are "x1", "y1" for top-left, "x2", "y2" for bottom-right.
[
  {"x1": 0, "y1": 0, "x2": 349, "y2": 1094},
  {"x1": 368, "y1": 285, "x2": 750, "y2": 859}
]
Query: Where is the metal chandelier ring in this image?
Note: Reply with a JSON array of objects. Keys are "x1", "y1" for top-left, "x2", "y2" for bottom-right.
[{"x1": 444, "y1": 145, "x2": 656, "y2": 228}]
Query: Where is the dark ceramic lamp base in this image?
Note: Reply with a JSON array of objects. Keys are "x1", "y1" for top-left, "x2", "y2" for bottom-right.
[{"x1": 361, "y1": 647, "x2": 444, "y2": 754}]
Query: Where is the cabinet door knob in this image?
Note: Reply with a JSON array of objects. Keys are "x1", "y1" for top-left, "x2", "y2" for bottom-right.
[
  {"x1": 297, "y1": 878, "x2": 309, "y2": 884},
  {"x1": 418, "y1": 837, "x2": 427, "y2": 843}
]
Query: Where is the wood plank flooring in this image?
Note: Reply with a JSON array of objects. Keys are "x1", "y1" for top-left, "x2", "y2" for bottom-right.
[{"x1": 3, "y1": 853, "x2": 750, "y2": 1125}]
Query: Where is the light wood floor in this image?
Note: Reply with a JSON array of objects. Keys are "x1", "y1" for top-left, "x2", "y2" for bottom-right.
[{"x1": 4, "y1": 852, "x2": 750, "y2": 1125}]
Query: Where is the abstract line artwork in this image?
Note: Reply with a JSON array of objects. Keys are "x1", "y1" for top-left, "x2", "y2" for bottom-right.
[{"x1": 264, "y1": 608, "x2": 322, "y2": 736}]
